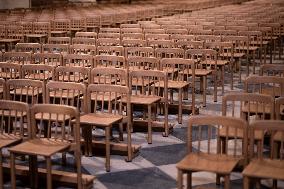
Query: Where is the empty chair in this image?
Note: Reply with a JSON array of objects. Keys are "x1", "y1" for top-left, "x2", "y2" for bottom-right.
[
  {"x1": 177, "y1": 115, "x2": 248, "y2": 189},
  {"x1": 26, "y1": 22, "x2": 50, "y2": 43},
  {"x1": 260, "y1": 64, "x2": 284, "y2": 77},
  {"x1": 0, "y1": 100, "x2": 30, "y2": 189},
  {"x1": 63, "y1": 54, "x2": 94, "y2": 67},
  {"x1": 50, "y1": 19, "x2": 70, "y2": 37},
  {"x1": 90, "y1": 67, "x2": 127, "y2": 86},
  {"x1": 15, "y1": 43, "x2": 42, "y2": 53},
  {"x1": 32, "y1": 53, "x2": 62, "y2": 67},
  {"x1": 155, "y1": 47, "x2": 184, "y2": 59},
  {"x1": 127, "y1": 56, "x2": 159, "y2": 71},
  {"x1": 9, "y1": 103, "x2": 82, "y2": 189},
  {"x1": 0, "y1": 62, "x2": 22, "y2": 80},
  {"x1": 55, "y1": 66, "x2": 90, "y2": 84},
  {"x1": 242, "y1": 120, "x2": 284, "y2": 189},
  {"x1": 80, "y1": 84, "x2": 131, "y2": 171}
]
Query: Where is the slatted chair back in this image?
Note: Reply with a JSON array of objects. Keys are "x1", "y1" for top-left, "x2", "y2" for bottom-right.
[
  {"x1": 69, "y1": 44, "x2": 96, "y2": 55},
  {"x1": 155, "y1": 47, "x2": 184, "y2": 59},
  {"x1": 121, "y1": 33, "x2": 144, "y2": 40},
  {"x1": 91, "y1": 67, "x2": 128, "y2": 86},
  {"x1": 54, "y1": 66, "x2": 90, "y2": 84},
  {"x1": 42, "y1": 44, "x2": 69, "y2": 54},
  {"x1": 75, "y1": 32, "x2": 97, "y2": 39},
  {"x1": 121, "y1": 28, "x2": 142, "y2": 34},
  {"x1": 127, "y1": 56, "x2": 159, "y2": 71},
  {"x1": 99, "y1": 28, "x2": 120, "y2": 33},
  {"x1": 94, "y1": 55, "x2": 126, "y2": 68},
  {"x1": 15, "y1": 43, "x2": 42, "y2": 53},
  {"x1": 32, "y1": 53, "x2": 62, "y2": 67},
  {"x1": 48, "y1": 37, "x2": 71, "y2": 44},
  {"x1": 98, "y1": 33, "x2": 120, "y2": 39},
  {"x1": 3, "y1": 52, "x2": 32, "y2": 65},
  {"x1": 22, "y1": 64, "x2": 54, "y2": 83},
  {"x1": 171, "y1": 34, "x2": 195, "y2": 43},
  {"x1": 33, "y1": 22, "x2": 50, "y2": 36},
  {"x1": 6, "y1": 79, "x2": 45, "y2": 105},
  {"x1": 125, "y1": 47, "x2": 154, "y2": 58},
  {"x1": 143, "y1": 28, "x2": 165, "y2": 34},
  {"x1": 147, "y1": 39, "x2": 174, "y2": 49},
  {"x1": 96, "y1": 46, "x2": 124, "y2": 56},
  {"x1": 62, "y1": 54, "x2": 94, "y2": 67},
  {"x1": 0, "y1": 62, "x2": 21, "y2": 80},
  {"x1": 260, "y1": 64, "x2": 284, "y2": 77},
  {"x1": 96, "y1": 38, "x2": 121, "y2": 46},
  {"x1": 72, "y1": 37, "x2": 96, "y2": 45}
]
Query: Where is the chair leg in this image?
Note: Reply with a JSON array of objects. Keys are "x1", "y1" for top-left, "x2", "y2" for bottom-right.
[
  {"x1": 224, "y1": 175, "x2": 230, "y2": 189},
  {"x1": 75, "y1": 150, "x2": 82, "y2": 189},
  {"x1": 46, "y1": 157, "x2": 52, "y2": 189},
  {"x1": 119, "y1": 122, "x2": 124, "y2": 141},
  {"x1": 0, "y1": 150, "x2": 3, "y2": 189},
  {"x1": 177, "y1": 169, "x2": 183, "y2": 189},
  {"x1": 10, "y1": 153, "x2": 16, "y2": 189},
  {"x1": 272, "y1": 179, "x2": 277, "y2": 189},
  {"x1": 126, "y1": 121, "x2": 133, "y2": 162},
  {"x1": 243, "y1": 176, "x2": 249, "y2": 189},
  {"x1": 105, "y1": 126, "x2": 111, "y2": 172},
  {"x1": 178, "y1": 89, "x2": 182, "y2": 124},
  {"x1": 147, "y1": 104, "x2": 152, "y2": 144},
  {"x1": 186, "y1": 172, "x2": 192, "y2": 189}
]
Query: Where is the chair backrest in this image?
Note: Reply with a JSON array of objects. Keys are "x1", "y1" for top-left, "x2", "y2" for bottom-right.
[
  {"x1": 22, "y1": 64, "x2": 54, "y2": 82},
  {"x1": 33, "y1": 22, "x2": 50, "y2": 36},
  {"x1": 75, "y1": 32, "x2": 97, "y2": 39},
  {"x1": 69, "y1": 44, "x2": 96, "y2": 55},
  {"x1": 145, "y1": 34, "x2": 170, "y2": 41},
  {"x1": 94, "y1": 55, "x2": 125, "y2": 68},
  {"x1": 244, "y1": 75, "x2": 284, "y2": 98},
  {"x1": 166, "y1": 29, "x2": 188, "y2": 35},
  {"x1": 32, "y1": 53, "x2": 62, "y2": 67},
  {"x1": 42, "y1": 44, "x2": 69, "y2": 54},
  {"x1": 248, "y1": 120, "x2": 284, "y2": 160},
  {"x1": 46, "y1": 81, "x2": 87, "y2": 113},
  {"x1": 143, "y1": 28, "x2": 165, "y2": 34},
  {"x1": 3, "y1": 52, "x2": 32, "y2": 65},
  {"x1": 87, "y1": 84, "x2": 130, "y2": 116},
  {"x1": 147, "y1": 39, "x2": 174, "y2": 49},
  {"x1": 99, "y1": 27, "x2": 120, "y2": 33},
  {"x1": 196, "y1": 35, "x2": 221, "y2": 43},
  {"x1": 48, "y1": 37, "x2": 71, "y2": 44},
  {"x1": 15, "y1": 43, "x2": 42, "y2": 53},
  {"x1": 0, "y1": 62, "x2": 22, "y2": 80},
  {"x1": 72, "y1": 37, "x2": 96, "y2": 46},
  {"x1": 155, "y1": 48, "x2": 184, "y2": 59},
  {"x1": 127, "y1": 56, "x2": 159, "y2": 71},
  {"x1": 185, "y1": 49, "x2": 217, "y2": 70},
  {"x1": 0, "y1": 100, "x2": 30, "y2": 137},
  {"x1": 121, "y1": 28, "x2": 142, "y2": 34},
  {"x1": 51, "y1": 19, "x2": 70, "y2": 32},
  {"x1": 121, "y1": 39, "x2": 146, "y2": 47},
  {"x1": 30, "y1": 103, "x2": 80, "y2": 146},
  {"x1": 96, "y1": 46, "x2": 124, "y2": 56},
  {"x1": 176, "y1": 40, "x2": 204, "y2": 50},
  {"x1": 63, "y1": 54, "x2": 94, "y2": 67},
  {"x1": 187, "y1": 115, "x2": 247, "y2": 158},
  {"x1": 222, "y1": 92, "x2": 275, "y2": 122},
  {"x1": 260, "y1": 64, "x2": 284, "y2": 77},
  {"x1": 121, "y1": 33, "x2": 144, "y2": 40},
  {"x1": 171, "y1": 34, "x2": 195, "y2": 43},
  {"x1": 98, "y1": 33, "x2": 120, "y2": 39},
  {"x1": 6, "y1": 79, "x2": 45, "y2": 104},
  {"x1": 125, "y1": 47, "x2": 154, "y2": 58},
  {"x1": 90, "y1": 67, "x2": 128, "y2": 86},
  {"x1": 54, "y1": 66, "x2": 90, "y2": 84},
  {"x1": 275, "y1": 97, "x2": 284, "y2": 120}
]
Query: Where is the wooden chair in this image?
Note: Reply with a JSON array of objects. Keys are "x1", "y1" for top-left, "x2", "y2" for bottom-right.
[
  {"x1": 129, "y1": 70, "x2": 168, "y2": 143},
  {"x1": 125, "y1": 47, "x2": 154, "y2": 57},
  {"x1": 32, "y1": 53, "x2": 63, "y2": 67},
  {"x1": 62, "y1": 54, "x2": 94, "y2": 67},
  {"x1": 244, "y1": 75, "x2": 284, "y2": 99},
  {"x1": 0, "y1": 100, "x2": 30, "y2": 188},
  {"x1": 6, "y1": 79, "x2": 45, "y2": 105},
  {"x1": 96, "y1": 46, "x2": 124, "y2": 56},
  {"x1": 75, "y1": 32, "x2": 97, "y2": 39},
  {"x1": 9, "y1": 103, "x2": 82, "y2": 189},
  {"x1": 127, "y1": 56, "x2": 159, "y2": 71},
  {"x1": 160, "y1": 58, "x2": 195, "y2": 123},
  {"x1": 0, "y1": 62, "x2": 22, "y2": 80},
  {"x1": 54, "y1": 66, "x2": 90, "y2": 84},
  {"x1": 260, "y1": 64, "x2": 284, "y2": 77},
  {"x1": 26, "y1": 22, "x2": 50, "y2": 43},
  {"x1": 42, "y1": 44, "x2": 69, "y2": 54},
  {"x1": 69, "y1": 44, "x2": 96, "y2": 55},
  {"x1": 72, "y1": 37, "x2": 96, "y2": 45},
  {"x1": 48, "y1": 37, "x2": 71, "y2": 45},
  {"x1": 94, "y1": 55, "x2": 126, "y2": 68},
  {"x1": 176, "y1": 115, "x2": 248, "y2": 189},
  {"x1": 185, "y1": 49, "x2": 218, "y2": 106},
  {"x1": 80, "y1": 84, "x2": 131, "y2": 171},
  {"x1": 276, "y1": 97, "x2": 284, "y2": 120},
  {"x1": 15, "y1": 43, "x2": 42, "y2": 53},
  {"x1": 242, "y1": 120, "x2": 284, "y2": 189},
  {"x1": 3, "y1": 52, "x2": 32, "y2": 65},
  {"x1": 22, "y1": 64, "x2": 54, "y2": 82}
]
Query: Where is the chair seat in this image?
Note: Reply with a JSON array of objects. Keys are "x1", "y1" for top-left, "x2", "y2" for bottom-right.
[
  {"x1": 9, "y1": 138, "x2": 70, "y2": 157},
  {"x1": 176, "y1": 153, "x2": 241, "y2": 174},
  {"x1": 80, "y1": 113, "x2": 123, "y2": 127},
  {"x1": 181, "y1": 69, "x2": 212, "y2": 76},
  {"x1": 128, "y1": 95, "x2": 161, "y2": 105},
  {"x1": 155, "y1": 80, "x2": 189, "y2": 89},
  {"x1": 0, "y1": 133, "x2": 22, "y2": 149},
  {"x1": 242, "y1": 159, "x2": 284, "y2": 180},
  {"x1": 201, "y1": 60, "x2": 229, "y2": 66}
]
